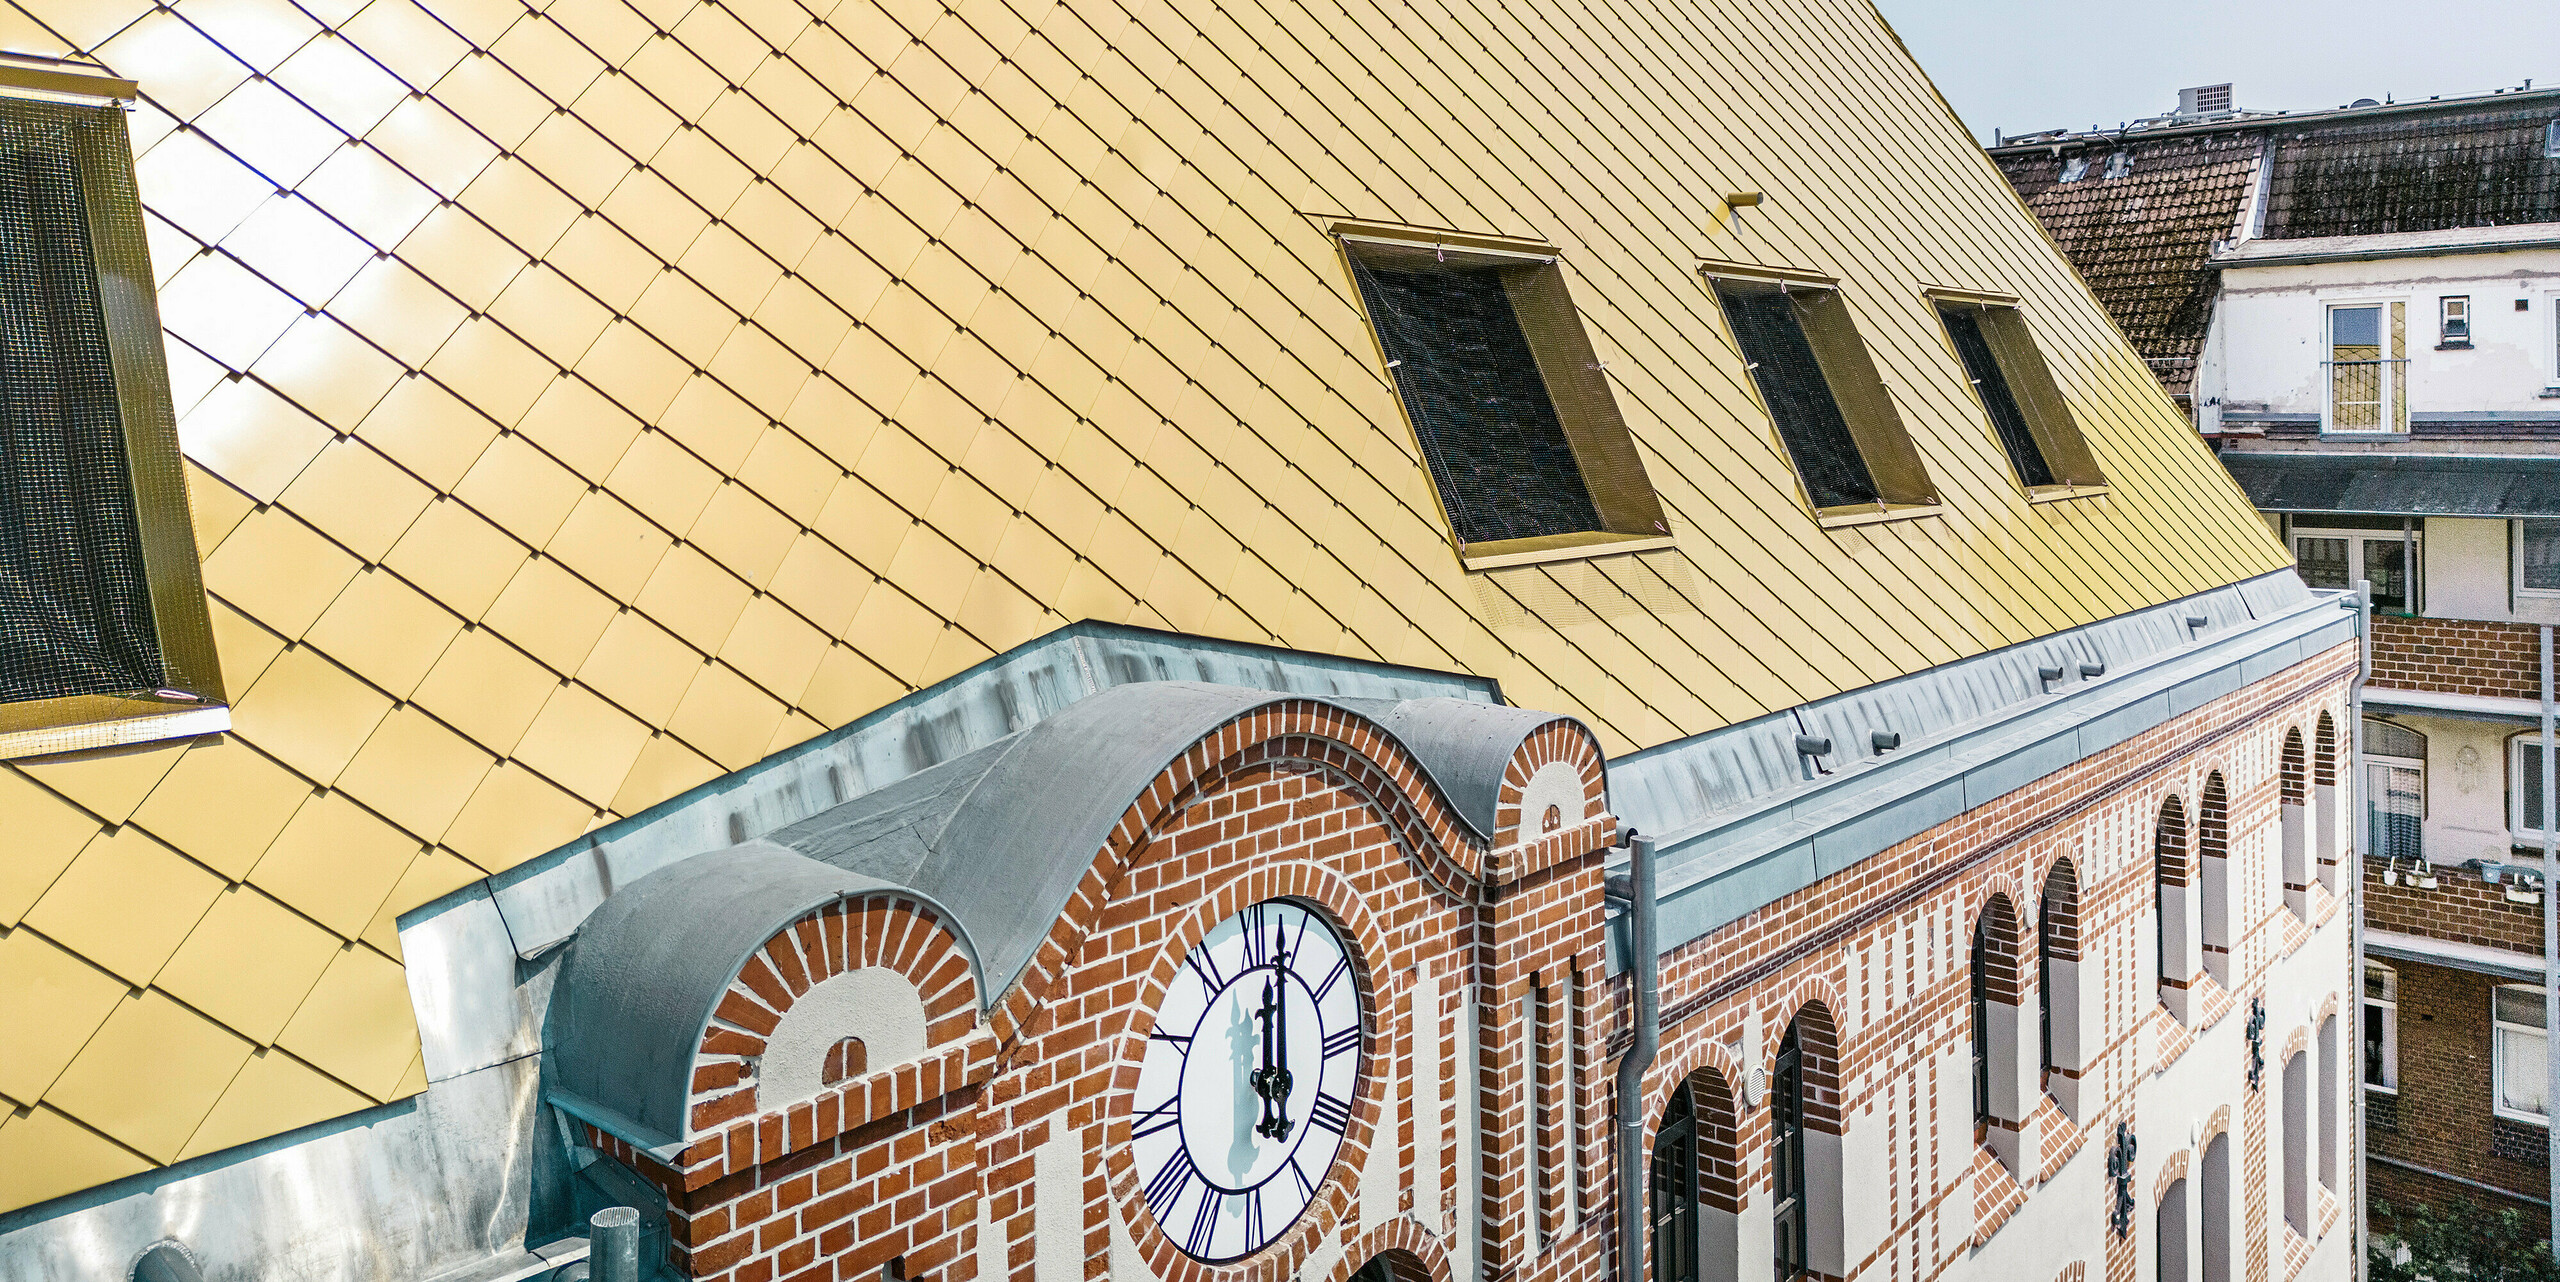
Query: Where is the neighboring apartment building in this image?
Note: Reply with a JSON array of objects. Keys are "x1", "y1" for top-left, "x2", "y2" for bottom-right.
[
  {"x1": 1993, "y1": 85, "x2": 2560, "y2": 1223},
  {"x1": 0, "y1": 9, "x2": 2352, "y2": 1282}
]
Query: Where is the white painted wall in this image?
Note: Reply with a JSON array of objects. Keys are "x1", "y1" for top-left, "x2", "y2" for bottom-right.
[
  {"x1": 2205, "y1": 248, "x2": 2560, "y2": 418},
  {"x1": 2387, "y1": 713, "x2": 2523, "y2": 866}
]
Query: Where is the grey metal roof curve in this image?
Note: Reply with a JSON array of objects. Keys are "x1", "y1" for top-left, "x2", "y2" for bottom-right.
[
  {"x1": 547, "y1": 680, "x2": 1589, "y2": 1152},
  {"x1": 547, "y1": 841, "x2": 958, "y2": 1153}
]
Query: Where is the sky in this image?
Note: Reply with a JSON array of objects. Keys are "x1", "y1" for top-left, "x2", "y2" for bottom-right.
[{"x1": 1871, "y1": 0, "x2": 2560, "y2": 143}]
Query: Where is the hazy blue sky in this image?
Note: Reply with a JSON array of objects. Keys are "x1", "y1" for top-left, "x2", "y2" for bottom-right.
[{"x1": 1871, "y1": 0, "x2": 2560, "y2": 142}]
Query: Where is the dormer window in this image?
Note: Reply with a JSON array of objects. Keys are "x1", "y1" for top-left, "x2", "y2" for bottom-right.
[
  {"x1": 1933, "y1": 298, "x2": 2108, "y2": 496},
  {"x1": 0, "y1": 83, "x2": 225, "y2": 758},
  {"x1": 1707, "y1": 270, "x2": 1939, "y2": 523},
  {"x1": 2058, "y1": 155, "x2": 2090, "y2": 182}
]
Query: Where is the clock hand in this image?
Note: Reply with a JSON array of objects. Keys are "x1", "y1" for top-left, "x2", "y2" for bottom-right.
[{"x1": 1266, "y1": 925, "x2": 1294, "y2": 1141}]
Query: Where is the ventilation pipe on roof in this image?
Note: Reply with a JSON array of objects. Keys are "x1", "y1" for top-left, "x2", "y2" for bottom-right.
[
  {"x1": 130, "y1": 1242, "x2": 205, "y2": 1282},
  {"x1": 1609, "y1": 832, "x2": 1659, "y2": 1282}
]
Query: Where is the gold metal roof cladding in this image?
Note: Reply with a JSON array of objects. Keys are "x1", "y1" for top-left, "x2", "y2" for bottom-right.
[{"x1": 0, "y1": 0, "x2": 2285, "y2": 1210}]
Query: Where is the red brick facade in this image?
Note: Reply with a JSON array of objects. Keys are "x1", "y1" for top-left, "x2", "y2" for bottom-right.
[
  {"x1": 2370, "y1": 616, "x2": 2542, "y2": 699},
  {"x1": 565, "y1": 642, "x2": 2355, "y2": 1282}
]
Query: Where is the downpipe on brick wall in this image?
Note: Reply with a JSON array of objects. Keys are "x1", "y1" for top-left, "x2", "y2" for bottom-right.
[
  {"x1": 2350, "y1": 580, "x2": 2370, "y2": 1282},
  {"x1": 1608, "y1": 832, "x2": 1659, "y2": 1282}
]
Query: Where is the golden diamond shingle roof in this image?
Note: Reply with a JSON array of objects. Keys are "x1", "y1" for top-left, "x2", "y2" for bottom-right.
[{"x1": 0, "y1": 0, "x2": 2285, "y2": 1210}]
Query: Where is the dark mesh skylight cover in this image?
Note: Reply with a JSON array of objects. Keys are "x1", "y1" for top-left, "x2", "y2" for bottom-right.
[
  {"x1": 0, "y1": 110, "x2": 163, "y2": 703},
  {"x1": 1939, "y1": 305, "x2": 2057, "y2": 488},
  {"x1": 1714, "y1": 282, "x2": 1880, "y2": 509},
  {"x1": 1350, "y1": 259, "x2": 1603, "y2": 545}
]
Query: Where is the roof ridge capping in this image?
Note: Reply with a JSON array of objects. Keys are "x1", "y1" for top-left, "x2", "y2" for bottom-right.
[{"x1": 1608, "y1": 569, "x2": 2348, "y2": 964}]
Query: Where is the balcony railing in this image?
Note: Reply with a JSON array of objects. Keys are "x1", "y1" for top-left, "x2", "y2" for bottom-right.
[{"x1": 2323, "y1": 358, "x2": 2408, "y2": 433}]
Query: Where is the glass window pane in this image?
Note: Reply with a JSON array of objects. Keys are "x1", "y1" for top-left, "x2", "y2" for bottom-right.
[
  {"x1": 2333, "y1": 306, "x2": 2381, "y2": 351},
  {"x1": 2364, "y1": 966, "x2": 2395, "y2": 1002},
  {"x1": 1717, "y1": 281, "x2": 1881, "y2": 510},
  {"x1": 2365, "y1": 539, "x2": 2408, "y2": 611},
  {"x1": 2366, "y1": 718, "x2": 2426, "y2": 761},
  {"x1": 2498, "y1": 986, "x2": 2548, "y2": 1030},
  {"x1": 2523, "y1": 742, "x2": 2547, "y2": 835},
  {"x1": 2367, "y1": 762, "x2": 2422, "y2": 861},
  {"x1": 1940, "y1": 304, "x2": 2055, "y2": 488},
  {"x1": 2523, "y1": 521, "x2": 2560, "y2": 592},
  {"x1": 2296, "y1": 537, "x2": 2350, "y2": 591},
  {"x1": 2500, "y1": 1026, "x2": 2549, "y2": 1116}
]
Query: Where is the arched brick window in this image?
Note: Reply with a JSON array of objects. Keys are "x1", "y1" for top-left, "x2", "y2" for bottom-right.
[
  {"x1": 1971, "y1": 893, "x2": 2031, "y2": 1173},
  {"x1": 2040, "y1": 858, "x2": 2085, "y2": 1116},
  {"x1": 2281, "y1": 730, "x2": 2311, "y2": 918},
  {"x1": 2201, "y1": 1131, "x2": 2233, "y2": 1282},
  {"x1": 1651, "y1": 1086, "x2": 1699, "y2": 1282},
  {"x1": 2314, "y1": 712, "x2": 2341, "y2": 887},
  {"x1": 1773, "y1": 1004, "x2": 1844, "y2": 1280},
  {"x1": 2199, "y1": 772, "x2": 2233, "y2": 983},
  {"x1": 2158, "y1": 1176, "x2": 2191, "y2": 1282},
  {"x1": 1653, "y1": 1065, "x2": 1744, "y2": 1282},
  {"x1": 2156, "y1": 796, "x2": 2198, "y2": 1023},
  {"x1": 2282, "y1": 1049, "x2": 2311, "y2": 1235}
]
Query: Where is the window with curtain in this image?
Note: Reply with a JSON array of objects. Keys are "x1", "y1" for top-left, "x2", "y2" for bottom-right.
[
  {"x1": 2364, "y1": 965, "x2": 2398, "y2": 1092},
  {"x1": 2494, "y1": 984, "x2": 2548, "y2": 1124},
  {"x1": 2364, "y1": 718, "x2": 2424, "y2": 861}
]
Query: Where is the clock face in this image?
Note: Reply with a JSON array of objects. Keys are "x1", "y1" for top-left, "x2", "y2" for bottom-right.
[{"x1": 1131, "y1": 899, "x2": 1364, "y2": 1263}]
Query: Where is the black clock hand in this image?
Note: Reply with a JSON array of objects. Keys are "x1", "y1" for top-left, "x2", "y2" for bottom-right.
[{"x1": 1264, "y1": 923, "x2": 1294, "y2": 1140}]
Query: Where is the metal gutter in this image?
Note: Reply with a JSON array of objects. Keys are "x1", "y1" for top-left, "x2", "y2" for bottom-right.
[
  {"x1": 2364, "y1": 687, "x2": 2542, "y2": 723},
  {"x1": 2213, "y1": 228, "x2": 2560, "y2": 271},
  {"x1": 1614, "y1": 573, "x2": 2352, "y2": 964},
  {"x1": 2363, "y1": 930, "x2": 2543, "y2": 983}
]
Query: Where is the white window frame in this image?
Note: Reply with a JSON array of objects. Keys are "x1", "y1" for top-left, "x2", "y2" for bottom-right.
[
  {"x1": 2290, "y1": 520, "x2": 2421, "y2": 614},
  {"x1": 2493, "y1": 983, "x2": 2549, "y2": 1126},
  {"x1": 2363, "y1": 963, "x2": 2398, "y2": 1093},
  {"x1": 2440, "y1": 296, "x2": 2470, "y2": 345},
  {"x1": 2322, "y1": 299, "x2": 2405, "y2": 434},
  {"x1": 2509, "y1": 734, "x2": 2560, "y2": 845},
  {"x1": 2516, "y1": 519, "x2": 2560, "y2": 601}
]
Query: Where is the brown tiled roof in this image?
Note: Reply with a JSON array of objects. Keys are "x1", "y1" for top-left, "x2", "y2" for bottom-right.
[
  {"x1": 1997, "y1": 134, "x2": 2258, "y2": 398},
  {"x1": 2262, "y1": 103, "x2": 2560, "y2": 238}
]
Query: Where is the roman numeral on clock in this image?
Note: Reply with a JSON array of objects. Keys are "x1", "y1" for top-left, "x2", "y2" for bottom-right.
[
  {"x1": 1242, "y1": 903, "x2": 1269, "y2": 967},
  {"x1": 1313, "y1": 957, "x2": 1349, "y2": 1001},
  {"x1": 1145, "y1": 1150, "x2": 1197, "y2": 1219},
  {"x1": 1241, "y1": 1188, "x2": 1265, "y2": 1246},
  {"x1": 1323, "y1": 1025, "x2": 1360, "y2": 1059},
  {"x1": 1185, "y1": 1188, "x2": 1220, "y2": 1257},
  {"x1": 1132, "y1": 1095, "x2": 1181, "y2": 1140},
  {"x1": 1308, "y1": 1091, "x2": 1353, "y2": 1134}
]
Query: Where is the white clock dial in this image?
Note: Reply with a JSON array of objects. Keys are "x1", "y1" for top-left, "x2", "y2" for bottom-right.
[{"x1": 1131, "y1": 899, "x2": 1364, "y2": 1263}]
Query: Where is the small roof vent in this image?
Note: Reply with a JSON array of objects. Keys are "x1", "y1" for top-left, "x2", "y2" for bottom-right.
[
  {"x1": 2349, "y1": 97, "x2": 2381, "y2": 109},
  {"x1": 2177, "y1": 83, "x2": 2234, "y2": 115}
]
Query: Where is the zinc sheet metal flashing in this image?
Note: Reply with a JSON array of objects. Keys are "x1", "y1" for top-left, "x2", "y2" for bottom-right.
[
  {"x1": 1604, "y1": 569, "x2": 2352, "y2": 970},
  {"x1": 401, "y1": 622, "x2": 1498, "y2": 961}
]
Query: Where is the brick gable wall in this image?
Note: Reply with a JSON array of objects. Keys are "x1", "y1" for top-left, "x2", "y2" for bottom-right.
[{"x1": 568, "y1": 645, "x2": 2355, "y2": 1282}]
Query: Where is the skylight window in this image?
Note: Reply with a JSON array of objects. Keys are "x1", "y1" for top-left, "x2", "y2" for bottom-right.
[
  {"x1": 1934, "y1": 300, "x2": 2107, "y2": 494},
  {"x1": 1709, "y1": 274, "x2": 1938, "y2": 519},
  {"x1": 2058, "y1": 155, "x2": 2089, "y2": 182},
  {"x1": 2104, "y1": 150, "x2": 2132, "y2": 179},
  {"x1": 0, "y1": 90, "x2": 226, "y2": 757},
  {"x1": 1344, "y1": 234, "x2": 1669, "y2": 564}
]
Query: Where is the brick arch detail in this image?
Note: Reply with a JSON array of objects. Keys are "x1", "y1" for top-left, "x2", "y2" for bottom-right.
[
  {"x1": 2315, "y1": 991, "x2": 2340, "y2": 1026},
  {"x1": 993, "y1": 701, "x2": 1487, "y2": 1046},
  {"x1": 2055, "y1": 1264, "x2": 2088, "y2": 1282},
  {"x1": 2314, "y1": 712, "x2": 2339, "y2": 789},
  {"x1": 1688, "y1": 1062, "x2": 1747, "y2": 1213},
  {"x1": 2282, "y1": 729, "x2": 2308, "y2": 805},
  {"x1": 1098, "y1": 858, "x2": 1396, "y2": 1282},
  {"x1": 1775, "y1": 991, "x2": 1847, "y2": 1134},
  {"x1": 1971, "y1": 890, "x2": 2026, "y2": 1007},
  {"x1": 1324, "y1": 1224, "x2": 1453, "y2": 1282},
  {"x1": 2281, "y1": 1024, "x2": 2311, "y2": 1063},
  {"x1": 2200, "y1": 1103, "x2": 2233, "y2": 1148},
  {"x1": 687, "y1": 893, "x2": 979, "y2": 1137},
  {"x1": 2155, "y1": 1148, "x2": 2192, "y2": 1203},
  {"x1": 1492, "y1": 719, "x2": 1608, "y2": 846},
  {"x1": 2199, "y1": 771, "x2": 2230, "y2": 863},
  {"x1": 2038, "y1": 856, "x2": 2082, "y2": 962},
  {"x1": 2156, "y1": 794, "x2": 2192, "y2": 886}
]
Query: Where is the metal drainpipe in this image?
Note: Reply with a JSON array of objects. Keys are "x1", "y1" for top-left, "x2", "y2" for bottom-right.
[
  {"x1": 2542, "y1": 626, "x2": 2556, "y2": 1250},
  {"x1": 2348, "y1": 580, "x2": 2371, "y2": 1282},
  {"x1": 1610, "y1": 833, "x2": 1660, "y2": 1282}
]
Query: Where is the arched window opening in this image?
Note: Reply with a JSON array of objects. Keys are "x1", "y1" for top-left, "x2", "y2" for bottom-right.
[
  {"x1": 1348, "y1": 1250, "x2": 1430, "y2": 1282},
  {"x1": 2158, "y1": 1177, "x2": 2191, "y2": 1282},
  {"x1": 2280, "y1": 730, "x2": 2310, "y2": 919},
  {"x1": 2315, "y1": 712, "x2": 2341, "y2": 888},
  {"x1": 1770, "y1": 1007, "x2": 1844, "y2": 1282},
  {"x1": 2201, "y1": 1133, "x2": 2232, "y2": 1282},
  {"x1": 2318, "y1": 1014, "x2": 2340, "y2": 1193},
  {"x1": 2156, "y1": 796, "x2": 2197, "y2": 1024},
  {"x1": 2200, "y1": 771, "x2": 2234, "y2": 982},
  {"x1": 1772, "y1": 1026, "x2": 1808, "y2": 1282},
  {"x1": 1971, "y1": 912, "x2": 1991, "y2": 1140},
  {"x1": 2282, "y1": 1050, "x2": 2310, "y2": 1236},
  {"x1": 1651, "y1": 1084, "x2": 1699, "y2": 1282},
  {"x1": 2040, "y1": 859, "x2": 2085, "y2": 1117}
]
